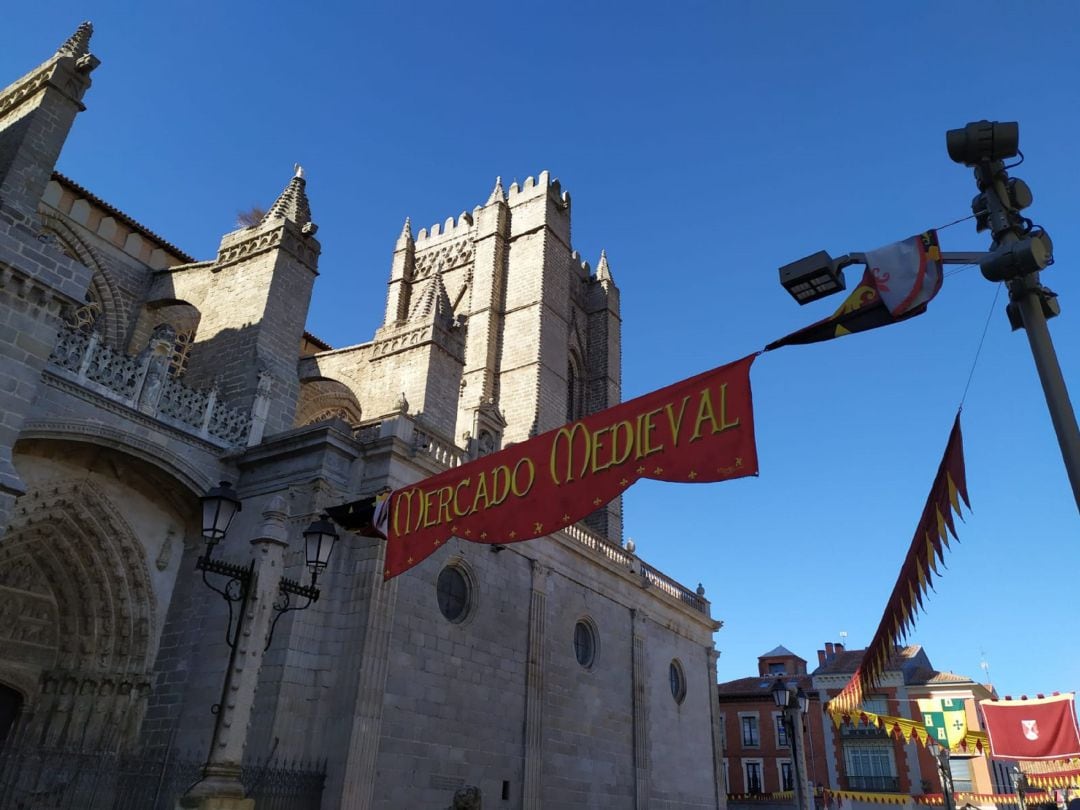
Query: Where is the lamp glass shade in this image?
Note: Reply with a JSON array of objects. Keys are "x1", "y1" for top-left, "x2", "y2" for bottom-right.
[
  {"x1": 797, "y1": 688, "x2": 810, "y2": 714},
  {"x1": 201, "y1": 481, "x2": 241, "y2": 544},
  {"x1": 772, "y1": 678, "x2": 793, "y2": 708},
  {"x1": 303, "y1": 513, "x2": 339, "y2": 571}
]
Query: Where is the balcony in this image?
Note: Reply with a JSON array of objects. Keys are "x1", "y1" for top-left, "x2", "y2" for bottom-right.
[
  {"x1": 845, "y1": 775, "x2": 900, "y2": 792},
  {"x1": 46, "y1": 326, "x2": 261, "y2": 448}
]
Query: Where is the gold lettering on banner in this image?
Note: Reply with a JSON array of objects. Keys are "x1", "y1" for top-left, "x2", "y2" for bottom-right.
[
  {"x1": 453, "y1": 478, "x2": 471, "y2": 516},
  {"x1": 394, "y1": 372, "x2": 746, "y2": 537},
  {"x1": 550, "y1": 422, "x2": 591, "y2": 485},
  {"x1": 511, "y1": 457, "x2": 535, "y2": 497},
  {"x1": 664, "y1": 397, "x2": 691, "y2": 447}
]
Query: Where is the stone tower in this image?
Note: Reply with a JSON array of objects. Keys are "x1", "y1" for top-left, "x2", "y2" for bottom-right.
[
  {"x1": 0, "y1": 23, "x2": 100, "y2": 532},
  {"x1": 148, "y1": 168, "x2": 322, "y2": 438},
  {"x1": 373, "y1": 171, "x2": 623, "y2": 537}
]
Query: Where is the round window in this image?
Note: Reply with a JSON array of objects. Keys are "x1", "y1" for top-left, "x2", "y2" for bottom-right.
[
  {"x1": 436, "y1": 566, "x2": 470, "y2": 623},
  {"x1": 573, "y1": 620, "x2": 596, "y2": 669},
  {"x1": 669, "y1": 659, "x2": 687, "y2": 704}
]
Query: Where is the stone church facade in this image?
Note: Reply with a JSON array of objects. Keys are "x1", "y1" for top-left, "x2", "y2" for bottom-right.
[{"x1": 0, "y1": 24, "x2": 727, "y2": 809}]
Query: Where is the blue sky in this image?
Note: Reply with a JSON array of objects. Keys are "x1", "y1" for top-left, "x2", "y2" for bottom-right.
[{"x1": 6, "y1": 3, "x2": 1078, "y2": 703}]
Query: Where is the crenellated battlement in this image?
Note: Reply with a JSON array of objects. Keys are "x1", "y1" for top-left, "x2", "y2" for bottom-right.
[
  {"x1": 571, "y1": 250, "x2": 592, "y2": 279},
  {"x1": 505, "y1": 170, "x2": 571, "y2": 211},
  {"x1": 414, "y1": 211, "x2": 476, "y2": 246}
]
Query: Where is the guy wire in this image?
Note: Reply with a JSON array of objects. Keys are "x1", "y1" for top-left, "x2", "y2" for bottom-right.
[{"x1": 959, "y1": 281, "x2": 1004, "y2": 409}]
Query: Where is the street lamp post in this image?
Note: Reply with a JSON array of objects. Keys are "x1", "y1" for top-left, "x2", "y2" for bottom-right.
[
  {"x1": 180, "y1": 483, "x2": 339, "y2": 809},
  {"x1": 927, "y1": 739, "x2": 956, "y2": 810},
  {"x1": 772, "y1": 678, "x2": 813, "y2": 810},
  {"x1": 1011, "y1": 767, "x2": 1029, "y2": 810}
]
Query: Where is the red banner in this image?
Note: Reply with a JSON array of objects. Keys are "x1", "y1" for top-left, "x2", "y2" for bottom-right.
[
  {"x1": 829, "y1": 414, "x2": 969, "y2": 714},
  {"x1": 384, "y1": 354, "x2": 758, "y2": 578},
  {"x1": 981, "y1": 694, "x2": 1080, "y2": 761}
]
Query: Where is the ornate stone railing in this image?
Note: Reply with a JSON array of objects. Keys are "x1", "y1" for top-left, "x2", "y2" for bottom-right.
[
  {"x1": 353, "y1": 416, "x2": 468, "y2": 468},
  {"x1": 412, "y1": 425, "x2": 467, "y2": 468},
  {"x1": 561, "y1": 523, "x2": 707, "y2": 614},
  {"x1": 47, "y1": 327, "x2": 255, "y2": 448}
]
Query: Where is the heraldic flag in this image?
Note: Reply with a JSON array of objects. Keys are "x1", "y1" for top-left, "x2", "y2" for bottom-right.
[
  {"x1": 980, "y1": 694, "x2": 1080, "y2": 760},
  {"x1": 766, "y1": 230, "x2": 942, "y2": 351},
  {"x1": 918, "y1": 698, "x2": 968, "y2": 749}
]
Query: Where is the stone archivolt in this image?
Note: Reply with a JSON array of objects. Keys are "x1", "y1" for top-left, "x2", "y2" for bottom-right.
[{"x1": 0, "y1": 478, "x2": 156, "y2": 749}]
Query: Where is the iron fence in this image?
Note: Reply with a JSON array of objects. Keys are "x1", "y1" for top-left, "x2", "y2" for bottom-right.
[{"x1": 0, "y1": 744, "x2": 325, "y2": 809}]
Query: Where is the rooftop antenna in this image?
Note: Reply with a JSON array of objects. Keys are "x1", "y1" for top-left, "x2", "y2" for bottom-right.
[
  {"x1": 839, "y1": 630, "x2": 848, "y2": 645},
  {"x1": 979, "y1": 649, "x2": 992, "y2": 684}
]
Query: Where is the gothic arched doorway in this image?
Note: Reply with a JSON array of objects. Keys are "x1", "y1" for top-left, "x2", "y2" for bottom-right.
[
  {"x1": 0, "y1": 685, "x2": 22, "y2": 746},
  {"x1": 0, "y1": 478, "x2": 157, "y2": 752}
]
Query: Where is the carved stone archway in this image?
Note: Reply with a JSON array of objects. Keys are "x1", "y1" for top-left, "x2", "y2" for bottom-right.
[
  {"x1": 295, "y1": 378, "x2": 363, "y2": 427},
  {"x1": 0, "y1": 479, "x2": 156, "y2": 751}
]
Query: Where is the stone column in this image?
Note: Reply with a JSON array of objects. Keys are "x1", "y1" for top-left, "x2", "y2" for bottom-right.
[
  {"x1": 707, "y1": 648, "x2": 728, "y2": 810},
  {"x1": 337, "y1": 543, "x2": 399, "y2": 810},
  {"x1": 522, "y1": 560, "x2": 549, "y2": 809},
  {"x1": 180, "y1": 497, "x2": 290, "y2": 810},
  {"x1": 632, "y1": 609, "x2": 649, "y2": 809}
]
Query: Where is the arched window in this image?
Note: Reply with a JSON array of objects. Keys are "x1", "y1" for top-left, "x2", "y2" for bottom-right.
[
  {"x1": 670, "y1": 659, "x2": 687, "y2": 704},
  {"x1": 573, "y1": 619, "x2": 598, "y2": 669},
  {"x1": 436, "y1": 566, "x2": 472, "y2": 623},
  {"x1": 566, "y1": 353, "x2": 585, "y2": 422}
]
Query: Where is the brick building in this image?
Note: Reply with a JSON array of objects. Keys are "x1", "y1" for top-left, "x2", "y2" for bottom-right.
[
  {"x1": 716, "y1": 645, "x2": 829, "y2": 796},
  {"x1": 0, "y1": 24, "x2": 726, "y2": 809},
  {"x1": 718, "y1": 643, "x2": 1005, "y2": 808}
]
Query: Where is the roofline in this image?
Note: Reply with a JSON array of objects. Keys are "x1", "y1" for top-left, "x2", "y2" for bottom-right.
[
  {"x1": 303, "y1": 330, "x2": 332, "y2": 351},
  {"x1": 51, "y1": 171, "x2": 195, "y2": 263}
]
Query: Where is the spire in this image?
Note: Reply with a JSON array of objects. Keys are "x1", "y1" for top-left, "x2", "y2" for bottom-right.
[
  {"x1": 400, "y1": 217, "x2": 413, "y2": 241},
  {"x1": 408, "y1": 271, "x2": 453, "y2": 325},
  {"x1": 57, "y1": 21, "x2": 93, "y2": 59},
  {"x1": 596, "y1": 249, "x2": 613, "y2": 282},
  {"x1": 261, "y1": 165, "x2": 314, "y2": 229},
  {"x1": 487, "y1": 176, "x2": 505, "y2": 205}
]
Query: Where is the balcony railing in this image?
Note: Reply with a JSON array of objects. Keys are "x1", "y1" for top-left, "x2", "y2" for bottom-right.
[
  {"x1": 47, "y1": 327, "x2": 260, "y2": 448},
  {"x1": 845, "y1": 775, "x2": 900, "y2": 792}
]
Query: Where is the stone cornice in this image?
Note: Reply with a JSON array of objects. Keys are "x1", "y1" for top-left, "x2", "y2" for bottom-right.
[
  {"x1": 370, "y1": 321, "x2": 464, "y2": 362},
  {"x1": 215, "y1": 222, "x2": 320, "y2": 273},
  {"x1": 0, "y1": 260, "x2": 79, "y2": 313},
  {"x1": 0, "y1": 56, "x2": 95, "y2": 119}
]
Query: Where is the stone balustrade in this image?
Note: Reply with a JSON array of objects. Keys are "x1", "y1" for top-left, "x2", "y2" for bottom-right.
[{"x1": 47, "y1": 327, "x2": 256, "y2": 448}]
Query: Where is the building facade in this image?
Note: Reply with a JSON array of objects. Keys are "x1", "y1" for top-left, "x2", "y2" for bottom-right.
[
  {"x1": 0, "y1": 24, "x2": 726, "y2": 809},
  {"x1": 716, "y1": 645, "x2": 829, "y2": 797},
  {"x1": 718, "y1": 642, "x2": 1006, "y2": 809}
]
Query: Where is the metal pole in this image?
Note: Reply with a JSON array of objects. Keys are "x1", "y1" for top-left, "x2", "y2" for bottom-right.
[
  {"x1": 938, "y1": 748, "x2": 955, "y2": 810},
  {"x1": 1010, "y1": 274, "x2": 1080, "y2": 512},
  {"x1": 973, "y1": 155, "x2": 1080, "y2": 515},
  {"x1": 788, "y1": 708, "x2": 812, "y2": 810}
]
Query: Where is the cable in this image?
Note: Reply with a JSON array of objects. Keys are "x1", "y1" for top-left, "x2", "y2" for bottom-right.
[
  {"x1": 935, "y1": 213, "x2": 976, "y2": 231},
  {"x1": 959, "y1": 282, "x2": 1004, "y2": 409}
]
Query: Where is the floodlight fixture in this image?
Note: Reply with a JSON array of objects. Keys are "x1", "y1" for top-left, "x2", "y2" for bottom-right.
[
  {"x1": 946, "y1": 120, "x2": 1019, "y2": 166},
  {"x1": 779, "y1": 250, "x2": 848, "y2": 305}
]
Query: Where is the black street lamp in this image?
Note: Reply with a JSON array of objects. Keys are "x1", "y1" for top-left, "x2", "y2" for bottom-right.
[
  {"x1": 772, "y1": 678, "x2": 812, "y2": 810},
  {"x1": 1010, "y1": 767, "x2": 1029, "y2": 810},
  {"x1": 927, "y1": 739, "x2": 956, "y2": 810},
  {"x1": 183, "y1": 485, "x2": 340, "y2": 807}
]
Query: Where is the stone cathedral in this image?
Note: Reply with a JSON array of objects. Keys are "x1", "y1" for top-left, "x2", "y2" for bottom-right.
[{"x1": 0, "y1": 24, "x2": 727, "y2": 809}]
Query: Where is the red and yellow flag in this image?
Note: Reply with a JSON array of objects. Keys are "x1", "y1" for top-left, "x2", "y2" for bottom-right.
[
  {"x1": 766, "y1": 231, "x2": 941, "y2": 351},
  {"x1": 382, "y1": 354, "x2": 759, "y2": 579},
  {"x1": 829, "y1": 413, "x2": 970, "y2": 714}
]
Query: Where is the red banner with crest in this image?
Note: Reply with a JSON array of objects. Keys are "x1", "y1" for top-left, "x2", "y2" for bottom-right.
[{"x1": 383, "y1": 354, "x2": 758, "y2": 578}]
